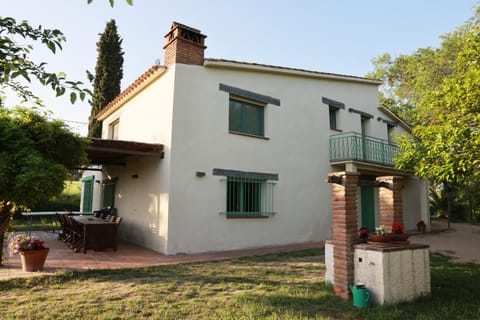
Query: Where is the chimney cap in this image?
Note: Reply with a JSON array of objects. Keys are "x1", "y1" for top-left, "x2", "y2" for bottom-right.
[{"x1": 164, "y1": 21, "x2": 207, "y2": 38}]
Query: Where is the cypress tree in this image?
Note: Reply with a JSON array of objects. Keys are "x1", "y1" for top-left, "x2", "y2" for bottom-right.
[{"x1": 87, "y1": 19, "x2": 124, "y2": 138}]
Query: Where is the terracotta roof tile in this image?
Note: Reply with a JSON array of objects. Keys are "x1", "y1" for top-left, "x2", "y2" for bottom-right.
[{"x1": 95, "y1": 65, "x2": 166, "y2": 119}]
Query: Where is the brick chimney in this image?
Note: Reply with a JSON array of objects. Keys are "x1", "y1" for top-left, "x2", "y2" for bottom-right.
[{"x1": 163, "y1": 22, "x2": 207, "y2": 67}]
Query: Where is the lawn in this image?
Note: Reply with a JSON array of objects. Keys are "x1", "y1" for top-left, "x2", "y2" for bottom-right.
[{"x1": 0, "y1": 249, "x2": 479, "y2": 319}]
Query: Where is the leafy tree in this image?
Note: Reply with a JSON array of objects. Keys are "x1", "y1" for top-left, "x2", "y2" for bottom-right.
[
  {"x1": 367, "y1": 25, "x2": 467, "y2": 125},
  {"x1": 87, "y1": 19, "x2": 124, "y2": 138},
  {"x1": 0, "y1": 106, "x2": 87, "y2": 263},
  {"x1": 0, "y1": 17, "x2": 91, "y2": 106},
  {"x1": 383, "y1": 8, "x2": 480, "y2": 225}
]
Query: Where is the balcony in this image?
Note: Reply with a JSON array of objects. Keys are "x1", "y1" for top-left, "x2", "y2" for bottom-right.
[{"x1": 329, "y1": 132, "x2": 398, "y2": 167}]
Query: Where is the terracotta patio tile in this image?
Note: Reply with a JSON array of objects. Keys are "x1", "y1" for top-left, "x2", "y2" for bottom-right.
[{"x1": 0, "y1": 231, "x2": 323, "y2": 280}]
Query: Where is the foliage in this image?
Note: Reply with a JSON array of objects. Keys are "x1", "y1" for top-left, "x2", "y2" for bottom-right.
[
  {"x1": 7, "y1": 234, "x2": 46, "y2": 255},
  {"x1": 370, "y1": 6, "x2": 480, "y2": 221},
  {"x1": 30, "y1": 181, "x2": 81, "y2": 212},
  {"x1": 0, "y1": 107, "x2": 87, "y2": 208},
  {"x1": 390, "y1": 9, "x2": 480, "y2": 186},
  {"x1": 88, "y1": 0, "x2": 133, "y2": 7},
  {"x1": 87, "y1": 19, "x2": 124, "y2": 137},
  {"x1": 0, "y1": 17, "x2": 90, "y2": 106}
]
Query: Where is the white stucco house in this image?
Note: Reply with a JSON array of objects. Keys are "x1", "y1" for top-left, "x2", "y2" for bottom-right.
[{"x1": 81, "y1": 22, "x2": 429, "y2": 255}]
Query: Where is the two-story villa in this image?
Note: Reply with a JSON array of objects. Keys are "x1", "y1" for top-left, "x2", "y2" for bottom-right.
[{"x1": 81, "y1": 22, "x2": 429, "y2": 255}]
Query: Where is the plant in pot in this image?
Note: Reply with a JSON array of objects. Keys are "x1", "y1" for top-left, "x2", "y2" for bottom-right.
[
  {"x1": 8, "y1": 234, "x2": 49, "y2": 272},
  {"x1": 368, "y1": 225, "x2": 391, "y2": 243},
  {"x1": 358, "y1": 227, "x2": 368, "y2": 243},
  {"x1": 417, "y1": 220, "x2": 426, "y2": 232},
  {"x1": 389, "y1": 221, "x2": 410, "y2": 243}
]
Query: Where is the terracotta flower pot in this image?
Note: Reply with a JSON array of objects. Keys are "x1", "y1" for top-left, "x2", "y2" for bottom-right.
[
  {"x1": 20, "y1": 248, "x2": 49, "y2": 272},
  {"x1": 368, "y1": 233, "x2": 391, "y2": 244},
  {"x1": 389, "y1": 233, "x2": 410, "y2": 244}
]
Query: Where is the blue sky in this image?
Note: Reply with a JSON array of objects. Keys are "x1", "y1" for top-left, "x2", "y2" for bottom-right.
[{"x1": 2, "y1": 0, "x2": 478, "y2": 135}]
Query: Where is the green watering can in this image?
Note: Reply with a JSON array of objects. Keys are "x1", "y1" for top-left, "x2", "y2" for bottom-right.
[{"x1": 349, "y1": 284, "x2": 370, "y2": 307}]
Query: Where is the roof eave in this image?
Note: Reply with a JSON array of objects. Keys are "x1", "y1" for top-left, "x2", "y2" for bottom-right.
[
  {"x1": 378, "y1": 105, "x2": 412, "y2": 132},
  {"x1": 204, "y1": 59, "x2": 382, "y2": 85},
  {"x1": 96, "y1": 66, "x2": 167, "y2": 121}
]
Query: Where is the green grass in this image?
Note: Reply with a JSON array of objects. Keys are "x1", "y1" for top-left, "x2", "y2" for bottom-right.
[{"x1": 0, "y1": 249, "x2": 479, "y2": 319}]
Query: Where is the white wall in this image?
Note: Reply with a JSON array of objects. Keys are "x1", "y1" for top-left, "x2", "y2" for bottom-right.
[
  {"x1": 100, "y1": 68, "x2": 176, "y2": 254},
  {"x1": 165, "y1": 64, "x2": 393, "y2": 254},
  {"x1": 403, "y1": 177, "x2": 430, "y2": 230},
  {"x1": 98, "y1": 62, "x2": 428, "y2": 255}
]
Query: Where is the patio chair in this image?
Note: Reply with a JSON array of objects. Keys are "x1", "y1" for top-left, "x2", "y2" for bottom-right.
[{"x1": 57, "y1": 214, "x2": 73, "y2": 244}]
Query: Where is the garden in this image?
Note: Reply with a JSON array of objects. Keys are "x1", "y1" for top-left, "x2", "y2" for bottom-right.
[{"x1": 0, "y1": 248, "x2": 479, "y2": 319}]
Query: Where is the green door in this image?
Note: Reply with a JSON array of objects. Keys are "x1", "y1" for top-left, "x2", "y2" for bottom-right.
[
  {"x1": 81, "y1": 176, "x2": 94, "y2": 212},
  {"x1": 361, "y1": 186, "x2": 375, "y2": 231}
]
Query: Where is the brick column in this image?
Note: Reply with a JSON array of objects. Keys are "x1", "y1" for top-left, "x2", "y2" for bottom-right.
[
  {"x1": 377, "y1": 176, "x2": 404, "y2": 232},
  {"x1": 331, "y1": 172, "x2": 359, "y2": 299}
]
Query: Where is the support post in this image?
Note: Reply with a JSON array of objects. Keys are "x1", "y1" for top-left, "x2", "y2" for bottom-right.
[
  {"x1": 377, "y1": 176, "x2": 404, "y2": 232},
  {"x1": 331, "y1": 172, "x2": 359, "y2": 299}
]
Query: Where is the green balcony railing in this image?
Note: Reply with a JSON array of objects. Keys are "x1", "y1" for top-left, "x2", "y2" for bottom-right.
[{"x1": 329, "y1": 132, "x2": 398, "y2": 167}]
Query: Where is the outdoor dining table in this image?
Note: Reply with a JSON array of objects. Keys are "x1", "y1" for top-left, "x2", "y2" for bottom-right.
[{"x1": 72, "y1": 216, "x2": 118, "y2": 254}]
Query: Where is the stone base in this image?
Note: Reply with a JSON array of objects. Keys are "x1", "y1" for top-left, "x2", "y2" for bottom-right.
[
  {"x1": 354, "y1": 243, "x2": 431, "y2": 304},
  {"x1": 325, "y1": 241, "x2": 334, "y2": 284}
]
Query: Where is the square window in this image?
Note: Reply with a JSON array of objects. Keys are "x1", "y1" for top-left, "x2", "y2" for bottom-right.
[
  {"x1": 229, "y1": 98, "x2": 264, "y2": 136},
  {"x1": 221, "y1": 176, "x2": 276, "y2": 218},
  {"x1": 227, "y1": 177, "x2": 261, "y2": 213}
]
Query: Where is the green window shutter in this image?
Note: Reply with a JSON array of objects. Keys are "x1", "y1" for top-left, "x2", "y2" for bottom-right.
[
  {"x1": 228, "y1": 98, "x2": 265, "y2": 136},
  {"x1": 329, "y1": 107, "x2": 337, "y2": 130},
  {"x1": 243, "y1": 103, "x2": 264, "y2": 136},
  {"x1": 102, "y1": 181, "x2": 116, "y2": 208},
  {"x1": 81, "y1": 176, "x2": 94, "y2": 212},
  {"x1": 229, "y1": 100, "x2": 243, "y2": 133}
]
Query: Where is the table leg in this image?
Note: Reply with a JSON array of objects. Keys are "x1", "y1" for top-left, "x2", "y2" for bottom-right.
[
  {"x1": 27, "y1": 215, "x2": 33, "y2": 235},
  {"x1": 83, "y1": 225, "x2": 87, "y2": 254}
]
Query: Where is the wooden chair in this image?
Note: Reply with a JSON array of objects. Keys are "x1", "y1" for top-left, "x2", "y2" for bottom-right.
[{"x1": 56, "y1": 213, "x2": 69, "y2": 242}]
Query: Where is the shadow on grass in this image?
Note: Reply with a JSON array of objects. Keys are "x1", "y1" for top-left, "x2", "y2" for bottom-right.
[{"x1": 1, "y1": 252, "x2": 479, "y2": 320}]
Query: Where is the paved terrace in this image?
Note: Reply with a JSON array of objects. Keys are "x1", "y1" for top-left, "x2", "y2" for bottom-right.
[
  {"x1": 0, "y1": 231, "x2": 323, "y2": 280},
  {"x1": 1, "y1": 220, "x2": 479, "y2": 280}
]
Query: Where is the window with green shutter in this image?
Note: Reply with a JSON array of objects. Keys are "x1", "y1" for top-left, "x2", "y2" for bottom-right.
[
  {"x1": 102, "y1": 181, "x2": 116, "y2": 208},
  {"x1": 214, "y1": 169, "x2": 277, "y2": 218},
  {"x1": 229, "y1": 98, "x2": 265, "y2": 137}
]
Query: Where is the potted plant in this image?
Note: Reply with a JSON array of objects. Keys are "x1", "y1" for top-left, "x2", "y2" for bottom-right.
[
  {"x1": 368, "y1": 225, "x2": 391, "y2": 243},
  {"x1": 389, "y1": 221, "x2": 410, "y2": 243},
  {"x1": 8, "y1": 234, "x2": 49, "y2": 272},
  {"x1": 417, "y1": 220, "x2": 426, "y2": 233},
  {"x1": 358, "y1": 227, "x2": 368, "y2": 243}
]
